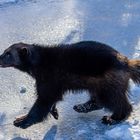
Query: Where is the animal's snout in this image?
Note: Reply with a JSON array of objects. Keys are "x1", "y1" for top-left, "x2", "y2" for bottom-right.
[
  {"x1": 0, "y1": 55, "x2": 3, "y2": 66},
  {"x1": 0, "y1": 54, "x2": 5, "y2": 67}
]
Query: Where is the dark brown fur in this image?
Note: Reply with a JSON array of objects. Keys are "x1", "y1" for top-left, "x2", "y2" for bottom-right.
[{"x1": 0, "y1": 41, "x2": 139, "y2": 128}]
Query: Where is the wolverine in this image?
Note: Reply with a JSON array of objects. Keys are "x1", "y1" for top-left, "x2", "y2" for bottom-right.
[{"x1": 0, "y1": 41, "x2": 139, "y2": 129}]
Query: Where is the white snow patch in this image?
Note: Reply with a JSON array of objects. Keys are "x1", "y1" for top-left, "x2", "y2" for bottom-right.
[
  {"x1": 0, "y1": 0, "x2": 16, "y2": 2},
  {"x1": 105, "y1": 125, "x2": 133, "y2": 140},
  {"x1": 133, "y1": 37, "x2": 140, "y2": 58},
  {"x1": 77, "y1": 129, "x2": 87, "y2": 135},
  {"x1": 0, "y1": 0, "x2": 17, "y2": 5},
  {"x1": 0, "y1": 134, "x2": 4, "y2": 140},
  {"x1": 121, "y1": 13, "x2": 132, "y2": 27},
  {"x1": 0, "y1": 113, "x2": 6, "y2": 125}
]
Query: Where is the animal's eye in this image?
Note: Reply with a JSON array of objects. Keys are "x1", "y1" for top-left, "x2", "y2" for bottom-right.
[{"x1": 5, "y1": 52, "x2": 11, "y2": 58}]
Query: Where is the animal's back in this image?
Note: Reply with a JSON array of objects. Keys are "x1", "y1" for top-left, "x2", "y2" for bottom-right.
[{"x1": 58, "y1": 41, "x2": 127, "y2": 76}]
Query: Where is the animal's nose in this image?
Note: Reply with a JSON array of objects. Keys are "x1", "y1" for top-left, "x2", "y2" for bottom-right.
[{"x1": 0, "y1": 55, "x2": 3, "y2": 64}]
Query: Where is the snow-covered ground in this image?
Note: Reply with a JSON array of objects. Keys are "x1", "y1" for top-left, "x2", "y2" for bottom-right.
[{"x1": 0, "y1": 0, "x2": 140, "y2": 139}]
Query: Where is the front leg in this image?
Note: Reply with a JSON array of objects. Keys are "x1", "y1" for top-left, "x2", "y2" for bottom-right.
[
  {"x1": 14, "y1": 98, "x2": 54, "y2": 129},
  {"x1": 13, "y1": 81, "x2": 62, "y2": 129}
]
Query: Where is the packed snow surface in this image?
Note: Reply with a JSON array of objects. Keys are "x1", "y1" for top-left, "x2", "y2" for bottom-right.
[{"x1": 0, "y1": 0, "x2": 140, "y2": 139}]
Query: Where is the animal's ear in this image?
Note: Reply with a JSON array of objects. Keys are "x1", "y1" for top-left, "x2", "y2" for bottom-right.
[{"x1": 20, "y1": 47, "x2": 29, "y2": 56}]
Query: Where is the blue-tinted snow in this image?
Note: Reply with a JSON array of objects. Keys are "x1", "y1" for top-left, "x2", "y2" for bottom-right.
[{"x1": 0, "y1": 0, "x2": 140, "y2": 139}]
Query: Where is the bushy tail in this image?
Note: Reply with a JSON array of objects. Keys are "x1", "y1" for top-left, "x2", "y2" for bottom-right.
[{"x1": 128, "y1": 59, "x2": 140, "y2": 84}]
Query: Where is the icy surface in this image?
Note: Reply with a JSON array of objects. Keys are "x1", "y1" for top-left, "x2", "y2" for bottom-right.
[{"x1": 0, "y1": 0, "x2": 140, "y2": 139}]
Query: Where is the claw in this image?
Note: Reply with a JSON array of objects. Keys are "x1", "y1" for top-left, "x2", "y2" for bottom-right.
[
  {"x1": 102, "y1": 116, "x2": 118, "y2": 125},
  {"x1": 50, "y1": 108, "x2": 59, "y2": 120}
]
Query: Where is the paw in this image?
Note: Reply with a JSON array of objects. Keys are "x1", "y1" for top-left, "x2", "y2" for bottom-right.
[
  {"x1": 50, "y1": 108, "x2": 59, "y2": 120},
  {"x1": 73, "y1": 102, "x2": 102, "y2": 113},
  {"x1": 102, "y1": 116, "x2": 117, "y2": 125},
  {"x1": 73, "y1": 104, "x2": 90, "y2": 113},
  {"x1": 13, "y1": 115, "x2": 33, "y2": 129}
]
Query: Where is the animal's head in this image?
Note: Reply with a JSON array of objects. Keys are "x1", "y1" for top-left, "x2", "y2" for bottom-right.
[{"x1": 0, "y1": 43, "x2": 37, "y2": 72}]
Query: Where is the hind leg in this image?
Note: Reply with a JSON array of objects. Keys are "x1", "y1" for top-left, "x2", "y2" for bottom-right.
[
  {"x1": 97, "y1": 73, "x2": 132, "y2": 125},
  {"x1": 101, "y1": 91, "x2": 132, "y2": 125},
  {"x1": 102, "y1": 100, "x2": 132, "y2": 125}
]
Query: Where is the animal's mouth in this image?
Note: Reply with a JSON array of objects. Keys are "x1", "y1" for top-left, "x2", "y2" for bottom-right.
[
  {"x1": 0, "y1": 63, "x2": 13, "y2": 68},
  {"x1": 0, "y1": 65, "x2": 8, "y2": 68},
  {"x1": 0, "y1": 58, "x2": 14, "y2": 68}
]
